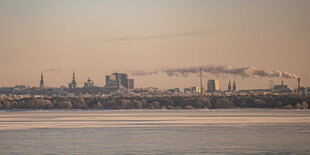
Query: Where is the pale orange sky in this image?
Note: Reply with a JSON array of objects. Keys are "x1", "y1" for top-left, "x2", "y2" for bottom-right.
[{"x1": 0, "y1": 0, "x2": 309, "y2": 90}]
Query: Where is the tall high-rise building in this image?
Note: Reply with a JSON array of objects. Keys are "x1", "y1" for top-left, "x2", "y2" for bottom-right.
[
  {"x1": 105, "y1": 75, "x2": 110, "y2": 86},
  {"x1": 69, "y1": 70, "x2": 77, "y2": 89},
  {"x1": 207, "y1": 79, "x2": 219, "y2": 92},
  {"x1": 228, "y1": 80, "x2": 232, "y2": 92},
  {"x1": 106, "y1": 75, "x2": 117, "y2": 87},
  {"x1": 104, "y1": 73, "x2": 134, "y2": 92},
  {"x1": 112, "y1": 73, "x2": 128, "y2": 89},
  {"x1": 128, "y1": 79, "x2": 135, "y2": 89},
  {"x1": 39, "y1": 72, "x2": 44, "y2": 89},
  {"x1": 128, "y1": 79, "x2": 134, "y2": 90},
  {"x1": 233, "y1": 80, "x2": 236, "y2": 92}
]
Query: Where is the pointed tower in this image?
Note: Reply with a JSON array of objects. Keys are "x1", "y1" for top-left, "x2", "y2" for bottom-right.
[
  {"x1": 39, "y1": 72, "x2": 44, "y2": 89},
  {"x1": 69, "y1": 70, "x2": 77, "y2": 89},
  {"x1": 228, "y1": 80, "x2": 232, "y2": 92},
  {"x1": 72, "y1": 70, "x2": 77, "y2": 87},
  {"x1": 233, "y1": 80, "x2": 236, "y2": 92}
]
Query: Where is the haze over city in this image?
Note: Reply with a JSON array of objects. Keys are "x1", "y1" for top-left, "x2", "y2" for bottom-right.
[
  {"x1": 0, "y1": 0, "x2": 309, "y2": 90},
  {"x1": 1, "y1": 1, "x2": 310, "y2": 155}
]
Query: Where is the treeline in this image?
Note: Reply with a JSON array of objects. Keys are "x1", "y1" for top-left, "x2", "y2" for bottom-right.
[{"x1": 0, "y1": 95, "x2": 309, "y2": 110}]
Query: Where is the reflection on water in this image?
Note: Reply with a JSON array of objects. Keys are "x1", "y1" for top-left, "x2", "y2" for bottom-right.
[{"x1": 0, "y1": 109, "x2": 309, "y2": 154}]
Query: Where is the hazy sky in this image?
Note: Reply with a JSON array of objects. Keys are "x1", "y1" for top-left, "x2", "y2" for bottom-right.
[{"x1": 0, "y1": 0, "x2": 309, "y2": 90}]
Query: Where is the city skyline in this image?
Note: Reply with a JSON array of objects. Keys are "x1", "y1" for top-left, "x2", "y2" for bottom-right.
[
  {"x1": 14, "y1": 69, "x2": 299, "y2": 92},
  {"x1": 0, "y1": 0, "x2": 309, "y2": 89}
]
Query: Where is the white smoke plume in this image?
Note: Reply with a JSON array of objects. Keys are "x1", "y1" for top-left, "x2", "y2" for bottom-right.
[{"x1": 130, "y1": 65, "x2": 299, "y2": 79}]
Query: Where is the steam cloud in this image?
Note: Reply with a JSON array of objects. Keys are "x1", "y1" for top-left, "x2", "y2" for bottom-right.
[
  {"x1": 43, "y1": 68, "x2": 61, "y2": 74},
  {"x1": 130, "y1": 65, "x2": 299, "y2": 79}
]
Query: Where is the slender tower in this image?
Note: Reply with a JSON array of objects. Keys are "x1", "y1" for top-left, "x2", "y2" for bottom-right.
[
  {"x1": 69, "y1": 70, "x2": 77, "y2": 89},
  {"x1": 233, "y1": 80, "x2": 236, "y2": 92},
  {"x1": 39, "y1": 72, "x2": 44, "y2": 89},
  {"x1": 72, "y1": 70, "x2": 77, "y2": 88},
  {"x1": 200, "y1": 67, "x2": 203, "y2": 95},
  {"x1": 73, "y1": 70, "x2": 75, "y2": 82},
  {"x1": 228, "y1": 80, "x2": 231, "y2": 92}
]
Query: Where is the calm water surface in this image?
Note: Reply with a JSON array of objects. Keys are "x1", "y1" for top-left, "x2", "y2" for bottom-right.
[{"x1": 0, "y1": 109, "x2": 309, "y2": 154}]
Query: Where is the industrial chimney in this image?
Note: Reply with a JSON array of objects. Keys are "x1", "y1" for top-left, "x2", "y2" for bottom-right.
[
  {"x1": 200, "y1": 67, "x2": 203, "y2": 96},
  {"x1": 298, "y1": 78, "x2": 301, "y2": 88}
]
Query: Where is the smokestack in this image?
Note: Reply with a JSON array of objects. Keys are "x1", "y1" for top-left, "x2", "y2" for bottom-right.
[
  {"x1": 200, "y1": 67, "x2": 203, "y2": 95},
  {"x1": 298, "y1": 78, "x2": 301, "y2": 88}
]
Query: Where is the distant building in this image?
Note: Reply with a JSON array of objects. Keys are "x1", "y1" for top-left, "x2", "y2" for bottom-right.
[
  {"x1": 105, "y1": 74, "x2": 119, "y2": 92},
  {"x1": 106, "y1": 75, "x2": 117, "y2": 86},
  {"x1": 68, "y1": 70, "x2": 77, "y2": 89},
  {"x1": 184, "y1": 88, "x2": 191, "y2": 93},
  {"x1": 84, "y1": 78, "x2": 95, "y2": 87},
  {"x1": 297, "y1": 87, "x2": 310, "y2": 94},
  {"x1": 191, "y1": 87, "x2": 201, "y2": 93},
  {"x1": 296, "y1": 78, "x2": 309, "y2": 96},
  {"x1": 207, "y1": 79, "x2": 219, "y2": 92},
  {"x1": 238, "y1": 89, "x2": 271, "y2": 94},
  {"x1": 104, "y1": 73, "x2": 134, "y2": 93},
  {"x1": 273, "y1": 81, "x2": 292, "y2": 93},
  {"x1": 228, "y1": 80, "x2": 232, "y2": 92},
  {"x1": 66, "y1": 77, "x2": 103, "y2": 95},
  {"x1": 183, "y1": 87, "x2": 202, "y2": 93},
  {"x1": 113, "y1": 73, "x2": 128, "y2": 89},
  {"x1": 233, "y1": 80, "x2": 237, "y2": 92},
  {"x1": 146, "y1": 87, "x2": 158, "y2": 92},
  {"x1": 128, "y1": 79, "x2": 134, "y2": 90},
  {"x1": 168, "y1": 88, "x2": 180, "y2": 93},
  {"x1": 39, "y1": 72, "x2": 44, "y2": 89}
]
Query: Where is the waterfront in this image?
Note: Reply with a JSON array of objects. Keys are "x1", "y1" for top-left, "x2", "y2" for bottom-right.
[{"x1": 0, "y1": 109, "x2": 309, "y2": 154}]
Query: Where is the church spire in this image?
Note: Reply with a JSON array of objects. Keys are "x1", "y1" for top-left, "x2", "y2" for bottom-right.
[
  {"x1": 228, "y1": 80, "x2": 232, "y2": 92},
  {"x1": 233, "y1": 80, "x2": 236, "y2": 92},
  {"x1": 69, "y1": 69, "x2": 77, "y2": 89},
  {"x1": 39, "y1": 72, "x2": 44, "y2": 89},
  {"x1": 72, "y1": 69, "x2": 76, "y2": 82}
]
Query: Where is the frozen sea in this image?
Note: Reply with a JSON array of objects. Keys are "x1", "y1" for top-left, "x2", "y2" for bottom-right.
[{"x1": 0, "y1": 109, "x2": 309, "y2": 154}]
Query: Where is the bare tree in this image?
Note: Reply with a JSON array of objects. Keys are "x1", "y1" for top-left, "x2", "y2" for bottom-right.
[
  {"x1": 301, "y1": 101, "x2": 308, "y2": 109},
  {"x1": 295, "y1": 103, "x2": 301, "y2": 109}
]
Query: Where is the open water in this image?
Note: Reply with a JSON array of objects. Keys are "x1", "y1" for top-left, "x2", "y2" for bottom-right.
[{"x1": 0, "y1": 109, "x2": 309, "y2": 154}]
